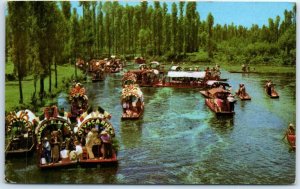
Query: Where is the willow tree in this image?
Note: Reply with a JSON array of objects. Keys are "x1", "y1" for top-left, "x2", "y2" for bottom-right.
[{"x1": 8, "y1": 1, "x2": 30, "y2": 103}]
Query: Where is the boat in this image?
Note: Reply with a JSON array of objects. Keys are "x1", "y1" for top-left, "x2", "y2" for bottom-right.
[
  {"x1": 236, "y1": 92, "x2": 252, "y2": 100},
  {"x1": 285, "y1": 123, "x2": 296, "y2": 150},
  {"x1": 35, "y1": 106, "x2": 77, "y2": 169},
  {"x1": 76, "y1": 114, "x2": 117, "y2": 166},
  {"x1": 265, "y1": 86, "x2": 279, "y2": 98},
  {"x1": 5, "y1": 110, "x2": 38, "y2": 158},
  {"x1": 204, "y1": 88, "x2": 235, "y2": 115},
  {"x1": 92, "y1": 70, "x2": 105, "y2": 82},
  {"x1": 154, "y1": 70, "x2": 206, "y2": 88},
  {"x1": 121, "y1": 73, "x2": 144, "y2": 119},
  {"x1": 69, "y1": 83, "x2": 89, "y2": 123},
  {"x1": 200, "y1": 81, "x2": 231, "y2": 98}
]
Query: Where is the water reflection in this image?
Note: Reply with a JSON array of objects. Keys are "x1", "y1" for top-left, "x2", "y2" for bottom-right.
[{"x1": 120, "y1": 120, "x2": 143, "y2": 149}]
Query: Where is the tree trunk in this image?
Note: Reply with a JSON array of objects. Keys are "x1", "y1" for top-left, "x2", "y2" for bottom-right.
[
  {"x1": 48, "y1": 57, "x2": 52, "y2": 93},
  {"x1": 17, "y1": 53, "x2": 23, "y2": 104},
  {"x1": 54, "y1": 56, "x2": 58, "y2": 88},
  {"x1": 39, "y1": 76, "x2": 45, "y2": 101}
]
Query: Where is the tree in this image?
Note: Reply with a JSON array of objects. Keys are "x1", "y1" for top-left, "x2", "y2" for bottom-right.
[
  {"x1": 206, "y1": 13, "x2": 214, "y2": 59},
  {"x1": 171, "y1": 3, "x2": 178, "y2": 54},
  {"x1": 8, "y1": 1, "x2": 30, "y2": 103}
]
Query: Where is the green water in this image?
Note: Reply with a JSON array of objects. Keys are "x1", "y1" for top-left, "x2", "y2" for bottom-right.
[{"x1": 5, "y1": 70, "x2": 296, "y2": 184}]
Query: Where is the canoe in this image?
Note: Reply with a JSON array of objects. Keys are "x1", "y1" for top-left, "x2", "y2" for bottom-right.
[
  {"x1": 287, "y1": 134, "x2": 296, "y2": 150},
  {"x1": 236, "y1": 93, "x2": 251, "y2": 100},
  {"x1": 265, "y1": 88, "x2": 279, "y2": 98}
]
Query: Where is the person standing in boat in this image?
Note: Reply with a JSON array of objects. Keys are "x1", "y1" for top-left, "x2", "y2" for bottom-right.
[
  {"x1": 100, "y1": 130, "x2": 112, "y2": 159},
  {"x1": 43, "y1": 137, "x2": 51, "y2": 164},
  {"x1": 227, "y1": 94, "x2": 236, "y2": 112},
  {"x1": 265, "y1": 80, "x2": 272, "y2": 95},
  {"x1": 85, "y1": 128, "x2": 98, "y2": 159},
  {"x1": 50, "y1": 131, "x2": 61, "y2": 163}
]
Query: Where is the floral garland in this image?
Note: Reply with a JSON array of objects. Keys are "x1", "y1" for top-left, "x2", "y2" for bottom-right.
[
  {"x1": 77, "y1": 117, "x2": 115, "y2": 137},
  {"x1": 36, "y1": 118, "x2": 72, "y2": 144},
  {"x1": 69, "y1": 84, "x2": 86, "y2": 99},
  {"x1": 6, "y1": 111, "x2": 32, "y2": 133},
  {"x1": 122, "y1": 72, "x2": 137, "y2": 83},
  {"x1": 121, "y1": 84, "x2": 140, "y2": 99}
]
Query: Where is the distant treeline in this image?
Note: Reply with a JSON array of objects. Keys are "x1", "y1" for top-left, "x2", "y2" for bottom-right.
[{"x1": 6, "y1": 1, "x2": 296, "y2": 103}]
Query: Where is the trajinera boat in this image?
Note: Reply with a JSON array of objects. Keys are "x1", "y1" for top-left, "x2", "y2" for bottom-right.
[
  {"x1": 5, "y1": 110, "x2": 38, "y2": 158},
  {"x1": 69, "y1": 83, "x2": 89, "y2": 123},
  {"x1": 205, "y1": 88, "x2": 235, "y2": 115},
  {"x1": 76, "y1": 112, "x2": 117, "y2": 166},
  {"x1": 285, "y1": 123, "x2": 296, "y2": 150},
  {"x1": 200, "y1": 80, "x2": 230, "y2": 98},
  {"x1": 121, "y1": 72, "x2": 144, "y2": 119},
  {"x1": 35, "y1": 106, "x2": 77, "y2": 169}
]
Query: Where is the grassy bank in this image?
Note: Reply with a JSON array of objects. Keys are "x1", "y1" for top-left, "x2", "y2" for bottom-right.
[
  {"x1": 151, "y1": 52, "x2": 296, "y2": 74},
  {"x1": 5, "y1": 63, "x2": 83, "y2": 113}
]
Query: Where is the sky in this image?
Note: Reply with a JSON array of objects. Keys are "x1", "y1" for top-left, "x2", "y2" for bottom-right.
[{"x1": 71, "y1": 1, "x2": 295, "y2": 28}]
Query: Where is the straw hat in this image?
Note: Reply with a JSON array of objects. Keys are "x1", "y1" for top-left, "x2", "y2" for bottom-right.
[
  {"x1": 44, "y1": 137, "x2": 48, "y2": 141},
  {"x1": 101, "y1": 130, "x2": 108, "y2": 135}
]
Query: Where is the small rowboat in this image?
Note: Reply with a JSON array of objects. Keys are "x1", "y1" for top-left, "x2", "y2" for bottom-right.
[
  {"x1": 236, "y1": 92, "x2": 251, "y2": 100},
  {"x1": 265, "y1": 88, "x2": 279, "y2": 98}
]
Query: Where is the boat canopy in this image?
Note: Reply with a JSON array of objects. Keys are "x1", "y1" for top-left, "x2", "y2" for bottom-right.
[
  {"x1": 121, "y1": 85, "x2": 143, "y2": 99},
  {"x1": 170, "y1": 66, "x2": 182, "y2": 71},
  {"x1": 206, "y1": 80, "x2": 230, "y2": 87},
  {"x1": 77, "y1": 116, "x2": 115, "y2": 137},
  {"x1": 167, "y1": 71, "x2": 206, "y2": 78},
  {"x1": 208, "y1": 88, "x2": 230, "y2": 95}
]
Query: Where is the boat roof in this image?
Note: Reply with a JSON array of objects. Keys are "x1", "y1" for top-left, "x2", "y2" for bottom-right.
[
  {"x1": 208, "y1": 88, "x2": 230, "y2": 95},
  {"x1": 167, "y1": 71, "x2": 206, "y2": 78},
  {"x1": 206, "y1": 80, "x2": 230, "y2": 86}
]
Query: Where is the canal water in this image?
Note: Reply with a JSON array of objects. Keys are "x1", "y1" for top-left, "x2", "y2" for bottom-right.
[{"x1": 5, "y1": 68, "x2": 296, "y2": 184}]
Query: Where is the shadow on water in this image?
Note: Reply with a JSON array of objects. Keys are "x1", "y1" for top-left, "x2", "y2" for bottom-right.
[
  {"x1": 120, "y1": 120, "x2": 143, "y2": 149},
  {"x1": 208, "y1": 115, "x2": 234, "y2": 134}
]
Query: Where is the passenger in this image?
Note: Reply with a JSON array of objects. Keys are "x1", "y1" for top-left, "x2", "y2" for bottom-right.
[
  {"x1": 242, "y1": 64, "x2": 246, "y2": 72},
  {"x1": 227, "y1": 94, "x2": 236, "y2": 112},
  {"x1": 50, "y1": 131, "x2": 60, "y2": 163},
  {"x1": 100, "y1": 130, "x2": 112, "y2": 159},
  {"x1": 240, "y1": 84, "x2": 246, "y2": 97},
  {"x1": 85, "y1": 128, "x2": 98, "y2": 159},
  {"x1": 43, "y1": 137, "x2": 51, "y2": 164},
  {"x1": 265, "y1": 80, "x2": 272, "y2": 95},
  {"x1": 288, "y1": 123, "x2": 295, "y2": 135},
  {"x1": 74, "y1": 140, "x2": 83, "y2": 161}
]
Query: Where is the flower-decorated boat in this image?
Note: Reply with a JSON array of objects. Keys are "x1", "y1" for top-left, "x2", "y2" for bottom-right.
[
  {"x1": 5, "y1": 110, "x2": 38, "y2": 158},
  {"x1": 204, "y1": 88, "x2": 235, "y2": 116},
  {"x1": 106, "y1": 56, "x2": 123, "y2": 73},
  {"x1": 121, "y1": 73, "x2": 144, "y2": 119},
  {"x1": 69, "y1": 83, "x2": 89, "y2": 123},
  {"x1": 35, "y1": 106, "x2": 77, "y2": 169},
  {"x1": 76, "y1": 112, "x2": 117, "y2": 167}
]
